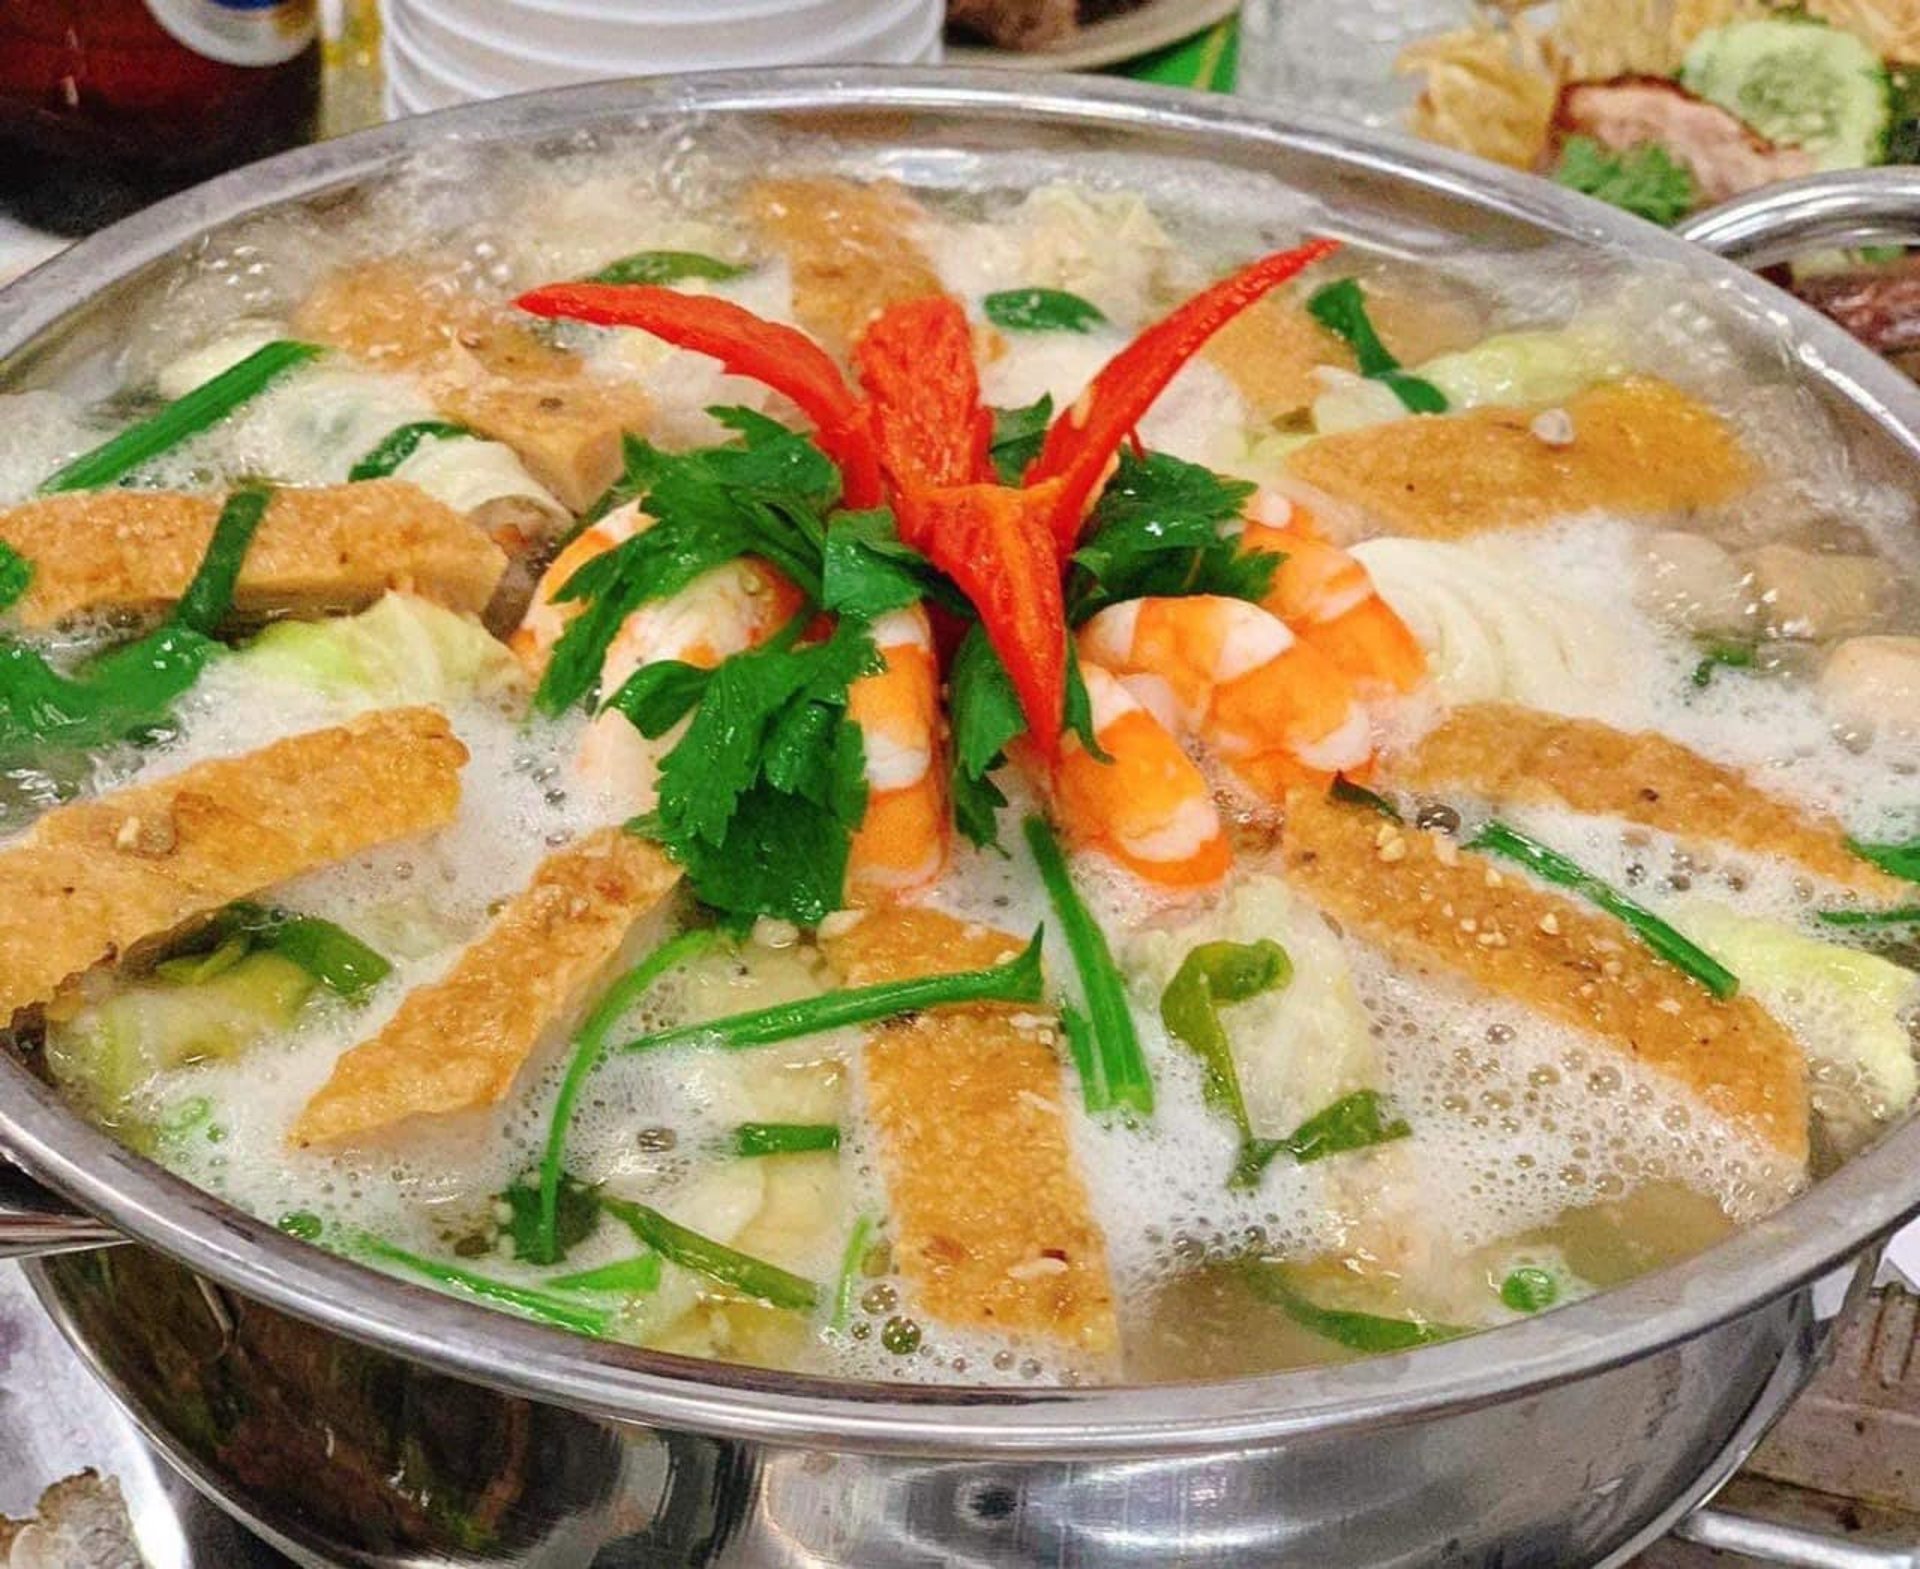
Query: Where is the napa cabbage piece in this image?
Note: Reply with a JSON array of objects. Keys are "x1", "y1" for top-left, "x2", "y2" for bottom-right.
[
  {"x1": 1352, "y1": 536, "x2": 1630, "y2": 715},
  {"x1": 233, "y1": 592, "x2": 519, "y2": 705},
  {"x1": 1130, "y1": 876, "x2": 1373, "y2": 1137},
  {"x1": 1667, "y1": 897, "x2": 1920, "y2": 1140},
  {"x1": 1312, "y1": 320, "x2": 1629, "y2": 434}
]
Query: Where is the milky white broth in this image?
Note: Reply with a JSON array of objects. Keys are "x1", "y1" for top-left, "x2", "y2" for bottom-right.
[{"x1": 4, "y1": 127, "x2": 1918, "y2": 1387}]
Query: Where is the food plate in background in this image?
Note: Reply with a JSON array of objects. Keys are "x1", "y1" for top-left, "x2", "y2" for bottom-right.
[{"x1": 946, "y1": 0, "x2": 1239, "y2": 69}]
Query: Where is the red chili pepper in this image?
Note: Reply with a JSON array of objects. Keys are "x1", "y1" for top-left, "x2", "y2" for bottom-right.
[
  {"x1": 513, "y1": 283, "x2": 884, "y2": 506},
  {"x1": 1025, "y1": 237, "x2": 1341, "y2": 556},
  {"x1": 854, "y1": 295, "x2": 994, "y2": 503},
  {"x1": 901, "y1": 481, "x2": 1069, "y2": 759}
]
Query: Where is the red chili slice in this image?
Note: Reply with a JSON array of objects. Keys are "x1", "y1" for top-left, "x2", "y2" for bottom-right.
[{"x1": 854, "y1": 294, "x2": 994, "y2": 504}]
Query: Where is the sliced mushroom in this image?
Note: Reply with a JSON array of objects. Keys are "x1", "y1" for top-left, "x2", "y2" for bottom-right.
[{"x1": 1819, "y1": 635, "x2": 1920, "y2": 741}]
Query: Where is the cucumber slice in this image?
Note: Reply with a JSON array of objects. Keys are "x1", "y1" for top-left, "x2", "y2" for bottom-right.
[{"x1": 1682, "y1": 18, "x2": 1891, "y2": 171}]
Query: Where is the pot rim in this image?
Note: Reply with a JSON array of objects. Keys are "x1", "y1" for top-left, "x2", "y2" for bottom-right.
[{"x1": 5, "y1": 66, "x2": 1920, "y2": 1457}]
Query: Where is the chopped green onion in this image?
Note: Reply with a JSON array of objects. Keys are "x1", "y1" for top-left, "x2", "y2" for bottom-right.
[
  {"x1": 347, "y1": 420, "x2": 474, "y2": 482},
  {"x1": 1330, "y1": 774, "x2": 1401, "y2": 820},
  {"x1": 1161, "y1": 940, "x2": 1291, "y2": 1172},
  {"x1": 589, "y1": 250, "x2": 749, "y2": 285},
  {"x1": 731, "y1": 1122, "x2": 840, "y2": 1157},
  {"x1": 1691, "y1": 639, "x2": 1756, "y2": 689},
  {"x1": 1232, "y1": 1089, "x2": 1413, "y2": 1187},
  {"x1": 1024, "y1": 815, "x2": 1153, "y2": 1118},
  {"x1": 357, "y1": 1236, "x2": 613, "y2": 1335},
  {"x1": 830, "y1": 1214, "x2": 878, "y2": 1332},
  {"x1": 537, "y1": 928, "x2": 721, "y2": 1263},
  {"x1": 173, "y1": 485, "x2": 273, "y2": 636},
  {"x1": 600, "y1": 1195, "x2": 819, "y2": 1313},
  {"x1": 0, "y1": 542, "x2": 31, "y2": 614},
  {"x1": 1500, "y1": 1266, "x2": 1559, "y2": 1313},
  {"x1": 1306, "y1": 279, "x2": 1448, "y2": 415},
  {"x1": 1242, "y1": 1261, "x2": 1466, "y2": 1352},
  {"x1": 37, "y1": 340, "x2": 321, "y2": 494},
  {"x1": 548, "y1": 1254, "x2": 662, "y2": 1294},
  {"x1": 1467, "y1": 819, "x2": 1740, "y2": 1000},
  {"x1": 983, "y1": 287, "x2": 1108, "y2": 334},
  {"x1": 207, "y1": 901, "x2": 392, "y2": 999},
  {"x1": 276, "y1": 1209, "x2": 323, "y2": 1240},
  {"x1": 1816, "y1": 905, "x2": 1920, "y2": 928},
  {"x1": 614, "y1": 929, "x2": 1044, "y2": 1057},
  {"x1": 1849, "y1": 835, "x2": 1920, "y2": 884}
]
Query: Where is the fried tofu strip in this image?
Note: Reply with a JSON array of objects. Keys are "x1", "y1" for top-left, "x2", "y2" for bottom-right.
[
  {"x1": 1393, "y1": 703, "x2": 1905, "y2": 900},
  {"x1": 0, "y1": 483, "x2": 506, "y2": 630},
  {"x1": 0, "y1": 708, "x2": 465, "y2": 1021},
  {"x1": 291, "y1": 828, "x2": 680, "y2": 1147},
  {"x1": 744, "y1": 178, "x2": 945, "y2": 357},
  {"x1": 822, "y1": 907, "x2": 1118, "y2": 1357},
  {"x1": 292, "y1": 260, "x2": 653, "y2": 511},
  {"x1": 1285, "y1": 377, "x2": 1754, "y2": 537},
  {"x1": 1280, "y1": 788, "x2": 1808, "y2": 1163}
]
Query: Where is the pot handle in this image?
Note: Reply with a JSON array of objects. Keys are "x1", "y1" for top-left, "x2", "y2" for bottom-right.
[
  {"x1": 1677, "y1": 167, "x2": 1920, "y2": 268},
  {"x1": 0, "y1": 1159, "x2": 122, "y2": 1259}
]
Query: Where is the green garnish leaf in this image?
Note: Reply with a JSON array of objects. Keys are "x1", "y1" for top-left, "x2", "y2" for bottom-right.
[
  {"x1": 1068, "y1": 449, "x2": 1268, "y2": 623},
  {"x1": 947, "y1": 625, "x2": 1023, "y2": 850},
  {"x1": 1235, "y1": 1089, "x2": 1413, "y2": 1185},
  {"x1": 983, "y1": 287, "x2": 1109, "y2": 334},
  {"x1": 1500, "y1": 1265, "x2": 1559, "y2": 1313},
  {"x1": 1307, "y1": 279, "x2": 1449, "y2": 415},
  {"x1": 1330, "y1": 774, "x2": 1402, "y2": 820},
  {"x1": 988, "y1": 394, "x2": 1055, "y2": 484},
  {"x1": 1691, "y1": 638, "x2": 1757, "y2": 689},
  {"x1": 1063, "y1": 644, "x2": 1108, "y2": 761},
  {"x1": 1849, "y1": 835, "x2": 1920, "y2": 884},
  {"x1": 604, "y1": 659, "x2": 712, "y2": 739},
  {"x1": 830, "y1": 1214, "x2": 879, "y2": 1332},
  {"x1": 601, "y1": 1195, "x2": 820, "y2": 1313},
  {"x1": 1160, "y1": 939, "x2": 1292, "y2": 1152},
  {"x1": 1242, "y1": 1260, "x2": 1467, "y2": 1353},
  {"x1": 0, "y1": 543, "x2": 32, "y2": 613},
  {"x1": 1468, "y1": 819, "x2": 1740, "y2": 999},
  {"x1": 37, "y1": 340, "x2": 321, "y2": 494},
  {"x1": 199, "y1": 900, "x2": 392, "y2": 999},
  {"x1": 347, "y1": 420, "x2": 474, "y2": 482},
  {"x1": 536, "y1": 928, "x2": 721, "y2": 1262},
  {"x1": 617, "y1": 928, "x2": 1044, "y2": 1056},
  {"x1": 1554, "y1": 135, "x2": 1697, "y2": 228},
  {"x1": 548, "y1": 1254, "x2": 663, "y2": 1294},
  {"x1": 731, "y1": 1122, "x2": 841, "y2": 1157},
  {"x1": 357, "y1": 1235, "x2": 613, "y2": 1336},
  {"x1": 1816, "y1": 904, "x2": 1920, "y2": 928},
  {"x1": 1024, "y1": 815, "x2": 1154, "y2": 1118},
  {"x1": 502, "y1": 1172, "x2": 601, "y2": 1267},
  {"x1": 821, "y1": 509, "x2": 945, "y2": 619},
  {"x1": 589, "y1": 250, "x2": 750, "y2": 286}
]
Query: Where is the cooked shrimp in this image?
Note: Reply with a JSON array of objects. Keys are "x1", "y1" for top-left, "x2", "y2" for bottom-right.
[
  {"x1": 1078, "y1": 595, "x2": 1373, "y2": 801},
  {"x1": 847, "y1": 605, "x2": 948, "y2": 901},
  {"x1": 509, "y1": 504, "x2": 647, "y2": 674},
  {"x1": 1050, "y1": 663, "x2": 1230, "y2": 890},
  {"x1": 1241, "y1": 490, "x2": 1428, "y2": 694}
]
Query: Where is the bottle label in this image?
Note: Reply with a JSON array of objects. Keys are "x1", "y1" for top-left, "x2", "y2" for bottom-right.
[{"x1": 143, "y1": 0, "x2": 316, "y2": 68}]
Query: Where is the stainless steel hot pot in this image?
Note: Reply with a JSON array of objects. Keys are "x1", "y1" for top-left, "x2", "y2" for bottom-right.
[{"x1": 5, "y1": 69, "x2": 1920, "y2": 1569}]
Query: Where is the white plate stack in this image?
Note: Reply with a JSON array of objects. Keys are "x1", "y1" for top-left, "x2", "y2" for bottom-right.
[{"x1": 383, "y1": 0, "x2": 945, "y2": 118}]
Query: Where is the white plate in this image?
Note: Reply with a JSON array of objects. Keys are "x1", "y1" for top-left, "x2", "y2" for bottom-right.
[{"x1": 945, "y1": 0, "x2": 1239, "y2": 70}]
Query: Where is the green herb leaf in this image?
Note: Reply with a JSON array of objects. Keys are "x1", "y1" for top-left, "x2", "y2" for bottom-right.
[
  {"x1": 617, "y1": 928, "x2": 1045, "y2": 1056},
  {"x1": 601, "y1": 1195, "x2": 820, "y2": 1312},
  {"x1": 1307, "y1": 279, "x2": 1449, "y2": 415},
  {"x1": 589, "y1": 250, "x2": 750, "y2": 286},
  {"x1": 945, "y1": 626, "x2": 1023, "y2": 850},
  {"x1": 502, "y1": 1172, "x2": 601, "y2": 1267},
  {"x1": 1242, "y1": 1260, "x2": 1467, "y2": 1353},
  {"x1": 604, "y1": 660, "x2": 712, "y2": 739},
  {"x1": 1063, "y1": 644, "x2": 1108, "y2": 761},
  {"x1": 1235, "y1": 1088, "x2": 1413, "y2": 1184},
  {"x1": 174, "y1": 486, "x2": 273, "y2": 636},
  {"x1": 988, "y1": 395, "x2": 1054, "y2": 484},
  {"x1": 821, "y1": 509, "x2": 939, "y2": 619},
  {"x1": 1554, "y1": 135, "x2": 1697, "y2": 228},
  {"x1": 201, "y1": 901, "x2": 392, "y2": 999},
  {"x1": 731, "y1": 1122, "x2": 841, "y2": 1157},
  {"x1": 1025, "y1": 815, "x2": 1153, "y2": 1118},
  {"x1": 37, "y1": 340, "x2": 321, "y2": 494},
  {"x1": 1500, "y1": 1266, "x2": 1559, "y2": 1313},
  {"x1": 1691, "y1": 638, "x2": 1757, "y2": 689},
  {"x1": 347, "y1": 420, "x2": 474, "y2": 482},
  {"x1": 983, "y1": 287, "x2": 1109, "y2": 334},
  {"x1": 1468, "y1": 819, "x2": 1740, "y2": 999},
  {"x1": 1815, "y1": 905, "x2": 1920, "y2": 928},
  {"x1": 830, "y1": 1214, "x2": 878, "y2": 1332},
  {"x1": 1330, "y1": 774, "x2": 1402, "y2": 820},
  {"x1": 536, "y1": 928, "x2": 721, "y2": 1262},
  {"x1": 0, "y1": 543, "x2": 32, "y2": 613},
  {"x1": 549, "y1": 1254, "x2": 663, "y2": 1294},
  {"x1": 357, "y1": 1236, "x2": 613, "y2": 1336},
  {"x1": 1160, "y1": 939, "x2": 1293, "y2": 1147},
  {"x1": 1849, "y1": 835, "x2": 1920, "y2": 884}
]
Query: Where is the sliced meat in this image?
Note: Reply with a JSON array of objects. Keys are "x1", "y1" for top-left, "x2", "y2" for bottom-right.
[
  {"x1": 0, "y1": 482, "x2": 507, "y2": 630},
  {"x1": 946, "y1": 0, "x2": 1078, "y2": 49},
  {"x1": 821, "y1": 906, "x2": 1118, "y2": 1359},
  {"x1": 290, "y1": 828, "x2": 680, "y2": 1147},
  {"x1": 0, "y1": 707, "x2": 466, "y2": 1021},
  {"x1": 1794, "y1": 262, "x2": 1920, "y2": 358},
  {"x1": 292, "y1": 260, "x2": 654, "y2": 511},
  {"x1": 1285, "y1": 377, "x2": 1754, "y2": 538},
  {"x1": 742, "y1": 178, "x2": 946, "y2": 358},
  {"x1": 1280, "y1": 787, "x2": 1809, "y2": 1165},
  {"x1": 1548, "y1": 76, "x2": 1816, "y2": 208},
  {"x1": 1388, "y1": 702, "x2": 1907, "y2": 900}
]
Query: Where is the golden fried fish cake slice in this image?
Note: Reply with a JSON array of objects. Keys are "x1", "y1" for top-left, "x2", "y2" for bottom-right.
[
  {"x1": 1285, "y1": 377, "x2": 1754, "y2": 538},
  {"x1": 1391, "y1": 703, "x2": 1906, "y2": 900},
  {"x1": 822, "y1": 906, "x2": 1118, "y2": 1359},
  {"x1": 290, "y1": 828, "x2": 680, "y2": 1147},
  {"x1": 1280, "y1": 787, "x2": 1809, "y2": 1165},
  {"x1": 0, "y1": 483, "x2": 506, "y2": 630},
  {"x1": 0, "y1": 708, "x2": 467, "y2": 1021}
]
